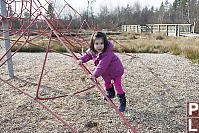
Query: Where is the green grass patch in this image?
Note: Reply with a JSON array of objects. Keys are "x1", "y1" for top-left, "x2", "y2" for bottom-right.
[
  {"x1": 12, "y1": 45, "x2": 45, "y2": 52},
  {"x1": 169, "y1": 44, "x2": 182, "y2": 55},
  {"x1": 183, "y1": 47, "x2": 199, "y2": 64},
  {"x1": 156, "y1": 35, "x2": 164, "y2": 40},
  {"x1": 11, "y1": 40, "x2": 90, "y2": 53}
]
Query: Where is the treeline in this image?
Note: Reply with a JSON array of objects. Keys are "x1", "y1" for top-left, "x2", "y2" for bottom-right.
[{"x1": 77, "y1": 0, "x2": 199, "y2": 29}]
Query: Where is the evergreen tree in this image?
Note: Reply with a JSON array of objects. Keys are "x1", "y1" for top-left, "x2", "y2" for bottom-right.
[{"x1": 46, "y1": 2, "x2": 55, "y2": 19}]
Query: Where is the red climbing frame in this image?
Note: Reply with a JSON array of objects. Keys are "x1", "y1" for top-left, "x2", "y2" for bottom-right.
[{"x1": 0, "y1": 0, "x2": 136, "y2": 132}]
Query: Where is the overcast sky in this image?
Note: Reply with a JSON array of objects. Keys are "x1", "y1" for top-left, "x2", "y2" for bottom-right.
[
  {"x1": 14, "y1": 0, "x2": 175, "y2": 17},
  {"x1": 68, "y1": 0, "x2": 175, "y2": 13}
]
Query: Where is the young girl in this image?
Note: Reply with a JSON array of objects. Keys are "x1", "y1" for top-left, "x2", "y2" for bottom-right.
[{"x1": 77, "y1": 31, "x2": 126, "y2": 112}]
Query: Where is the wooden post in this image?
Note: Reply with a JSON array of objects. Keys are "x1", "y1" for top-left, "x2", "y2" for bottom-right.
[
  {"x1": 190, "y1": 25, "x2": 192, "y2": 33},
  {"x1": 136, "y1": 25, "x2": 138, "y2": 33},
  {"x1": 193, "y1": 21, "x2": 196, "y2": 33},
  {"x1": 175, "y1": 25, "x2": 178, "y2": 36},
  {"x1": 178, "y1": 25, "x2": 180, "y2": 36},
  {"x1": 130, "y1": 25, "x2": 133, "y2": 32},
  {"x1": 140, "y1": 26, "x2": 142, "y2": 33},
  {"x1": 0, "y1": 0, "x2": 14, "y2": 78},
  {"x1": 166, "y1": 25, "x2": 168, "y2": 36},
  {"x1": 151, "y1": 25, "x2": 153, "y2": 33}
]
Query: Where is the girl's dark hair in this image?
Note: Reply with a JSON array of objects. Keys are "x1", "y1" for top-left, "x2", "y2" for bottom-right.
[{"x1": 90, "y1": 31, "x2": 108, "y2": 53}]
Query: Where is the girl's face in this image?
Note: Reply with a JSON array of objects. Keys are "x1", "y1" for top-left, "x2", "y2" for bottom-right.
[{"x1": 94, "y1": 38, "x2": 104, "y2": 53}]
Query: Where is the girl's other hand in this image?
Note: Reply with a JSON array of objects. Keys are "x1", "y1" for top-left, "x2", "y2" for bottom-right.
[{"x1": 77, "y1": 60, "x2": 83, "y2": 65}]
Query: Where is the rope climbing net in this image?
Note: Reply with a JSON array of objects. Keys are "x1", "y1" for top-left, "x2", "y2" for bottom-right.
[{"x1": 0, "y1": 0, "x2": 136, "y2": 132}]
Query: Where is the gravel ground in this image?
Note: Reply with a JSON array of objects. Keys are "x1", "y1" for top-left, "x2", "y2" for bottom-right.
[{"x1": 0, "y1": 52, "x2": 199, "y2": 133}]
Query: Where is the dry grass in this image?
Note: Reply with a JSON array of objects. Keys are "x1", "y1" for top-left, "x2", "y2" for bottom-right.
[
  {"x1": 10, "y1": 32, "x2": 199, "y2": 65},
  {"x1": 113, "y1": 32, "x2": 199, "y2": 65}
]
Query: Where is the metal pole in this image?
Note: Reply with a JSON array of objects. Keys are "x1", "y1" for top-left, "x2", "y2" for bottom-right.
[{"x1": 0, "y1": 0, "x2": 14, "y2": 78}]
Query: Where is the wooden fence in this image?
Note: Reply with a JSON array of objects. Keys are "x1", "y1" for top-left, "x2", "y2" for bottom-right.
[{"x1": 122, "y1": 24, "x2": 194, "y2": 36}]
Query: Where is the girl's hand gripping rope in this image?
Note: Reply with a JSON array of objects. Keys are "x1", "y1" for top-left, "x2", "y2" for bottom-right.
[{"x1": 77, "y1": 59, "x2": 83, "y2": 65}]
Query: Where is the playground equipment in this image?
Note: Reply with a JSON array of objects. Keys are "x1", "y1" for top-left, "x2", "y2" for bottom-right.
[{"x1": 0, "y1": 0, "x2": 136, "y2": 132}]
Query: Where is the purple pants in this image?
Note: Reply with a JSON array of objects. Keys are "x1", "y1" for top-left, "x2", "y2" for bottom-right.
[{"x1": 104, "y1": 76, "x2": 124, "y2": 94}]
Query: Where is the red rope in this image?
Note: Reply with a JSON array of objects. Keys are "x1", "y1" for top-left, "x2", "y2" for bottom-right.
[
  {"x1": 42, "y1": 14, "x2": 136, "y2": 133},
  {"x1": 38, "y1": 85, "x2": 95, "y2": 100},
  {"x1": 35, "y1": 32, "x2": 53, "y2": 97},
  {"x1": 0, "y1": 41, "x2": 27, "y2": 68},
  {"x1": 0, "y1": 77, "x2": 78, "y2": 133},
  {"x1": 0, "y1": 14, "x2": 40, "y2": 62},
  {"x1": 0, "y1": 0, "x2": 137, "y2": 132}
]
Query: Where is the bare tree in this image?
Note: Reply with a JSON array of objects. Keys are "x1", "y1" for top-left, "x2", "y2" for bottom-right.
[{"x1": 87, "y1": 0, "x2": 96, "y2": 24}]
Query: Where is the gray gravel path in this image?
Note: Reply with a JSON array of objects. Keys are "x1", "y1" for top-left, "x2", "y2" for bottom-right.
[{"x1": 0, "y1": 52, "x2": 199, "y2": 133}]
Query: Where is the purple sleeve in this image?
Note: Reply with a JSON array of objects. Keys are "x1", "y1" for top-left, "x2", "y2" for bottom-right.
[
  {"x1": 93, "y1": 53, "x2": 112, "y2": 78},
  {"x1": 80, "y1": 51, "x2": 92, "y2": 63}
]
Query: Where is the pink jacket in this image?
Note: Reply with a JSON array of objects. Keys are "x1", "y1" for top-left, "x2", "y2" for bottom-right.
[{"x1": 80, "y1": 41, "x2": 124, "y2": 82}]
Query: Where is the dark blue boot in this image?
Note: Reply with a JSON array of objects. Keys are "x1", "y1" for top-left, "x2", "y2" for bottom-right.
[
  {"x1": 104, "y1": 84, "x2": 115, "y2": 101},
  {"x1": 118, "y1": 93, "x2": 126, "y2": 112}
]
